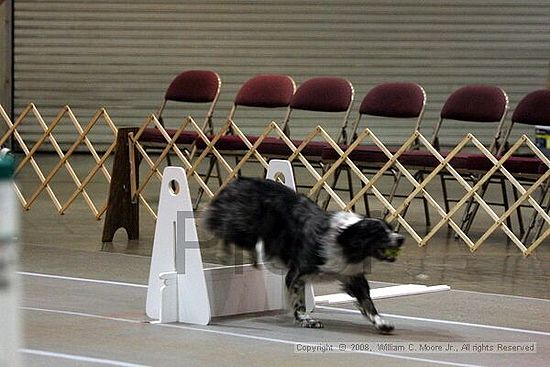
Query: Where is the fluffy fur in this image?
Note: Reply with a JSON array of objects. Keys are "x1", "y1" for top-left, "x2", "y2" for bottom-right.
[{"x1": 203, "y1": 177, "x2": 404, "y2": 333}]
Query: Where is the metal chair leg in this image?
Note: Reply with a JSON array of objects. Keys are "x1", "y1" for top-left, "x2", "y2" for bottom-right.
[
  {"x1": 462, "y1": 181, "x2": 490, "y2": 236},
  {"x1": 458, "y1": 175, "x2": 478, "y2": 232},
  {"x1": 194, "y1": 156, "x2": 217, "y2": 210},
  {"x1": 361, "y1": 178, "x2": 371, "y2": 217},
  {"x1": 533, "y1": 190, "x2": 550, "y2": 240},
  {"x1": 345, "y1": 166, "x2": 355, "y2": 208},
  {"x1": 395, "y1": 170, "x2": 423, "y2": 231},
  {"x1": 522, "y1": 179, "x2": 550, "y2": 243},
  {"x1": 418, "y1": 171, "x2": 431, "y2": 226},
  {"x1": 509, "y1": 181, "x2": 524, "y2": 236},
  {"x1": 440, "y1": 174, "x2": 450, "y2": 213},
  {"x1": 384, "y1": 168, "x2": 401, "y2": 218},
  {"x1": 322, "y1": 165, "x2": 343, "y2": 210},
  {"x1": 499, "y1": 177, "x2": 514, "y2": 231}
]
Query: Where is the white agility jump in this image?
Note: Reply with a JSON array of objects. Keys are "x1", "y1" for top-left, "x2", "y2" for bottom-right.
[
  {"x1": 145, "y1": 159, "x2": 449, "y2": 325},
  {"x1": 146, "y1": 160, "x2": 296, "y2": 324}
]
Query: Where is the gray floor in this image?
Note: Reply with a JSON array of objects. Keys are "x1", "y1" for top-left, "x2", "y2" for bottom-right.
[
  {"x1": 19, "y1": 266, "x2": 550, "y2": 367},
  {"x1": 12, "y1": 154, "x2": 550, "y2": 366}
]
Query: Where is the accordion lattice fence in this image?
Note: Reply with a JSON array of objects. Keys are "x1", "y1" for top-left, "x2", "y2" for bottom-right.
[{"x1": 1, "y1": 104, "x2": 549, "y2": 256}]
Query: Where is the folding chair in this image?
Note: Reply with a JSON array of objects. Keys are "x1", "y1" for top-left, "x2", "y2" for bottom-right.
[
  {"x1": 195, "y1": 74, "x2": 296, "y2": 203},
  {"x1": 320, "y1": 82, "x2": 426, "y2": 212},
  {"x1": 461, "y1": 88, "x2": 550, "y2": 238},
  {"x1": 197, "y1": 76, "x2": 353, "y2": 193},
  {"x1": 397, "y1": 85, "x2": 509, "y2": 227},
  {"x1": 220, "y1": 76, "x2": 354, "y2": 158},
  {"x1": 210, "y1": 73, "x2": 296, "y2": 152},
  {"x1": 138, "y1": 70, "x2": 221, "y2": 163},
  {"x1": 130, "y1": 69, "x2": 222, "y2": 201},
  {"x1": 205, "y1": 76, "x2": 354, "y2": 156},
  {"x1": 284, "y1": 77, "x2": 354, "y2": 159},
  {"x1": 277, "y1": 76, "x2": 355, "y2": 197}
]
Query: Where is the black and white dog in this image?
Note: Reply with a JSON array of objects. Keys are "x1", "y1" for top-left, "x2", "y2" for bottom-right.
[{"x1": 203, "y1": 177, "x2": 404, "y2": 333}]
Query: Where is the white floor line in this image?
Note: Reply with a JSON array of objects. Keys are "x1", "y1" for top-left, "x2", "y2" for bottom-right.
[
  {"x1": 18, "y1": 271, "x2": 147, "y2": 288},
  {"x1": 24, "y1": 306, "x2": 481, "y2": 367},
  {"x1": 317, "y1": 305, "x2": 550, "y2": 337},
  {"x1": 20, "y1": 271, "x2": 550, "y2": 303},
  {"x1": 21, "y1": 306, "x2": 144, "y2": 324},
  {"x1": 21, "y1": 348, "x2": 150, "y2": 367},
  {"x1": 158, "y1": 323, "x2": 482, "y2": 367},
  {"x1": 444, "y1": 288, "x2": 550, "y2": 303}
]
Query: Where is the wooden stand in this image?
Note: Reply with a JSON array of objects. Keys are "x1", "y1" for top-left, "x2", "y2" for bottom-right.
[{"x1": 102, "y1": 127, "x2": 140, "y2": 243}]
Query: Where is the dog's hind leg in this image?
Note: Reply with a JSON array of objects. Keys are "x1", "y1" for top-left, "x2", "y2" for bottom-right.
[
  {"x1": 343, "y1": 275, "x2": 394, "y2": 333},
  {"x1": 285, "y1": 268, "x2": 323, "y2": 328}
]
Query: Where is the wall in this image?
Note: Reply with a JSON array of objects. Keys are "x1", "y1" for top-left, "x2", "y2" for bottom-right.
[
  {"x1": 12, "y1": 0, "x2": 550, "y2": 148},
  {"x1": 0, "y1": 0, "x2": 11, "y2": 136}
]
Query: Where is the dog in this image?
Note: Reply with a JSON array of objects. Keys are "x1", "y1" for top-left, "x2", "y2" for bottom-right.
[{"x1": 203, "y1": 177, "x2": 404, "y2": 333}]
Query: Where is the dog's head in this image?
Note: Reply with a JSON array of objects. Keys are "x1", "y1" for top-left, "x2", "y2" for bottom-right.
[{"x1": 337, "y1": 218, "x2": 404, "y2": 263}]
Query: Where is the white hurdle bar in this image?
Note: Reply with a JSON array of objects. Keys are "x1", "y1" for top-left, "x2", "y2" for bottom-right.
[{"x1": 315, "y1": 284, "x2": 451, "y2": 305}]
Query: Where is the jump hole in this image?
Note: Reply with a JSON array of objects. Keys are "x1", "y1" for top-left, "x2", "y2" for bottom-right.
[
  {"x1": 273, "y1": 172, "x2": 286, "y2": 184},
  {"x1": 169, "y1": 179, "x2": 180, "y2": 195}
]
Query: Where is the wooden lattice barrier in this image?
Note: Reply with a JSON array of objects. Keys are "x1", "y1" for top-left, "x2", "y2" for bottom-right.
[
  {"x1": 127, "y1": 111, "x2": 549, "y2": 255},
  {"x1": 318, "y1": 128, "x2": 550, "y2": 256},
  {"x1": 0, "y1": 103, "x2": 119, "y2": 219},
  {"x1": 2, "y1": 103, "x2": 548, "y2": 255}
]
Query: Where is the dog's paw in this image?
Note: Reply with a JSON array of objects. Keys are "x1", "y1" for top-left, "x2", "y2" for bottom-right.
[
  {"x1": 297, "y1": 318, "x2": 324, "y2": 328},
  {"x1": 374, "y1": 316, "x2": 394, "y2": 334}
]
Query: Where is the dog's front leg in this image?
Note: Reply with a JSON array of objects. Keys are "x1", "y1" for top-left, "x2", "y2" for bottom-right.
[
  {"x1": 285, "y1": 269, "x2": 323, "y2": 328},
  {"x1": 343, "y1": 275, "x2": 394, "y2": 333}
]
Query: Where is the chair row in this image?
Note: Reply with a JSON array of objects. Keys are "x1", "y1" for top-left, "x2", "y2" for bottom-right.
[
  {"x1": 141, "y1": 70, "x2": 549, "y2": 166},
  {"x1": 140, "y1": 69, "x2": 550, "y2": 187},
  {"x1": 132, "y1": 70, "x2": 550, "y2": 241},
  {"x1": 140, "y1": 70, "x2": 425, "y2": 146}
]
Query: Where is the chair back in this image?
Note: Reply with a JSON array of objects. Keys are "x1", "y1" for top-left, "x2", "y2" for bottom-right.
[
  {"x1": 227, "y1": 74, "x2": 296, "y2": 122},
  {"x1": 286, "y1": 77, "x2": 354, "y2": 141},
  {"x1": 500, "y1": 88, "x2": 550, "y2": 153},
  {"x1": 158, "y1": 70, "x2": 222, "y2": 132},
  {"x1": 351, "y1": 82, "x2": 426, "y2": 141},
  {"x1": 432, "y1": 85, "x2": 508, "y2": 152}
]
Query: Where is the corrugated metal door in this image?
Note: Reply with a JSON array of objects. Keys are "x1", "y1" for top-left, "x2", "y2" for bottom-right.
[{"x1": 13, "y1": 0, "x2": 550, "y2": 148}]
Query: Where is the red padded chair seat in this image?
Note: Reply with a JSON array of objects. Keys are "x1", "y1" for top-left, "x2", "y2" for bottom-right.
[
  {"x1": 293, "y1": 140, "x2": 332, "y2": 157},
  {"x1": 465, "y1": 154, "x2": 547, "y2": 175},
  {"x1": 321, "y1": 144, "x2": 400, "y2": 164},
  {"x1": 138, "y1": 128, "x2": 199, "y2": 145},
  {"x1": 195, "y1": 135, "x2": 331, "y2": 157},
  {"x1": 195, "y1": 135, "x2": 287, "y2": 154},
  {"x1": 398, "y1": 150, "x2": 470, "y2": 169}
]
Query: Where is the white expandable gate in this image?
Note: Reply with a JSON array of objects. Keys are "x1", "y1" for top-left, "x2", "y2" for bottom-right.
[{"x1": 145, "y1": 159, "x2": 449, "y2": 325}]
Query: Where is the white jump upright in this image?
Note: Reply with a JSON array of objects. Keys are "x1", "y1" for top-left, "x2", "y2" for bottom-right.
[
  {"x1": 147, "y1": 160, "x2": 304, "y2": 324},
  {"x1": 145, "y1": 167, "x2": 210, "y2": 324}
]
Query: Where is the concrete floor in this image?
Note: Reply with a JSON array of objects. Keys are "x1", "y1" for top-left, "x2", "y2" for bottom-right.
[{"x1": 12, "y1": 154, "x2": 550, "y2": 366}]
